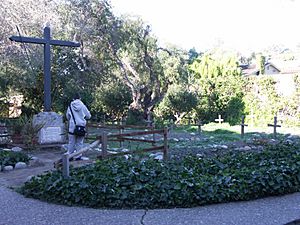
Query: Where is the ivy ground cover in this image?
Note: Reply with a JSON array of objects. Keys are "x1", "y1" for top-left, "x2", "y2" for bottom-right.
[{"x1": 20, "y1": 142, "x2": 300, "y2": 209}]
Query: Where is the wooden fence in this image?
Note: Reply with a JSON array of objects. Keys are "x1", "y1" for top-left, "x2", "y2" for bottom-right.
[{"x1": 55, "y1": 125, "x2": 169, "y2": 178}]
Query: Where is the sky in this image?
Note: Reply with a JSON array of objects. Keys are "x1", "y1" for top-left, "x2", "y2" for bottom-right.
[{"x1": 110, "y1": 0, "x2": 300, "y2": 55}]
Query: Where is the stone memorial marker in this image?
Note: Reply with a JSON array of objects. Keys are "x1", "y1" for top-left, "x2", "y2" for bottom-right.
[{"x1": 33, "y1": 112, "x2": 66, "y2": 144}]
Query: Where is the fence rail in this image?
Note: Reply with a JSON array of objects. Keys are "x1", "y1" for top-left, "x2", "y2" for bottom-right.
[{"x1": 55, "y1": 126, "x2": 169, "y2": 178}]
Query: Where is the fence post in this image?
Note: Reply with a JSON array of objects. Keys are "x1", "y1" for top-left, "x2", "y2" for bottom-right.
[
  {"x1": 151, "y1": 122, "x2": 156, "y2": 146},
  {"x1": 101, "y1": 132, "x2": 108, "y2": 158},
  {"x1": 62, "y1": 153, "x2": 70, "y2": 178},
  {"x1": 119, "y1": 118, "x2": 124, "y2": 148},
  {"x1": 163, "y1": 127, "x2": 168, "y2": 161}
]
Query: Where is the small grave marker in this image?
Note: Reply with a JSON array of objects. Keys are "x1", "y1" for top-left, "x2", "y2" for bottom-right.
[
  {"x1": 215, "y1": 115, "x2": 224, "y2": 124},
  {"x1": 119, "y1": 117, "x2": 125, "y2": 148},
  {"x1": 187, "y1": 116, "x2": 192, "y2": 126},
  {"x1": 169, "y1": 119, "x2": 174, "y2": 131},
  {"x1": 268, "y1": 116, "x2": 281, "y2": 137},
  {"x1": 146, "y1": 113, "x2": 153, "y2": 127},
  {"x1": 240, "y1": 115, "x2": 248, "y2": 138},
  {"x1": 197, "y1": 119, "x2": 203, "y2": 133},
  {"x1": 102, "y1": 114, "x2": 106, "y2": 125}
]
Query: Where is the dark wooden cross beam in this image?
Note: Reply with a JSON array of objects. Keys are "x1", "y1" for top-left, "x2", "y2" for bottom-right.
[
  {"x1": 268, "y1": 116, "x2": 281, "y2": 137},
  {"x1": 9, "y1": 26, "x2": 80, "y2": 112},
  {"x1": 215, "y1": 114, "x2": 224, "y2": 124},
  {"x1": 240, "y1": 115, "x2": 248, "y2": 138}
]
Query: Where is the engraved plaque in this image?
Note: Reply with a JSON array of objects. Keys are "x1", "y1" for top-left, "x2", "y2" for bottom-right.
[{"x1": 40, "y1": 126, "x2": 64, "y2": 144}]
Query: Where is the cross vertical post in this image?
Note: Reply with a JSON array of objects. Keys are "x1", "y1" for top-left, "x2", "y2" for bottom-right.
[
  {"x1": 268, "y1": 116, "x2": 281, "y2": 137},
  {"x1": 240, "y1": 115, "x2": 248, "y2": 138},
  {"x1": 44, "y1": 27, "x2": 51, "y2": 111}
]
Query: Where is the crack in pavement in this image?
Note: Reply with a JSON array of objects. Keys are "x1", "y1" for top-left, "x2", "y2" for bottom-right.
[{"x1": 140, "y1": 209, "x2": 148, "y2": 225}]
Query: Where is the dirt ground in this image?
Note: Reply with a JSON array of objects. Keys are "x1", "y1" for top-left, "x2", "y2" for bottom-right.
[
  {"x1": 0, "y1": 131, "x2": 195, "y2": 188},
  {"x1": 0, "y1": 147, "x2": 98, "y2": 188}
]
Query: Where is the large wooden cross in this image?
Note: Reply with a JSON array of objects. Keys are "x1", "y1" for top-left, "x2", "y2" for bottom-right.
[{"x1": 9, "y1": 26, "x2": 80, "y2": 112}]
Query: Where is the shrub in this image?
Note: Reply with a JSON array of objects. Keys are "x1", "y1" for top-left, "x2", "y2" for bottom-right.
[
  {"x1": 0, "y1": 150, "x2": 31, "y2": 169},
  {"x1": 20, "y1": 142, "x2": 300, "y2": 209}
]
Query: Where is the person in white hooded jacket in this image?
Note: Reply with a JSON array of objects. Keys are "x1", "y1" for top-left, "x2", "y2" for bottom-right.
[{"x1": 66, "y1": 93, "x2": 91, "y2": 159}]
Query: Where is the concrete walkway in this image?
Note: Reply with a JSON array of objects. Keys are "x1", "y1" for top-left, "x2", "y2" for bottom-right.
[{"x1": 1, "y1": 185, "x2": 300, "y2": 225}]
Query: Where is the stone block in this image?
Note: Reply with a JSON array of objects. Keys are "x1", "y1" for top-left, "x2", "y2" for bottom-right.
[
  {"x1": 33, "y1": 112, "x2": 66, "y2": 144},
  {"x1": 15, "y1": 162, "x2": 27, "y2": 169}
]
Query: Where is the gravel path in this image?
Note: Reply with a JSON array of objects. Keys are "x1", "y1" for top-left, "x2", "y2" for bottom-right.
[{"x1": 1, "y1": 185, "x2": 300, "y2": 225}]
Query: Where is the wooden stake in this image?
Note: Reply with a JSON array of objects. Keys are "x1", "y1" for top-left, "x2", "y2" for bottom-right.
[
  {"x1": 163, "y1": 127, "x2": 169, "y2": 161},
  {"x1": 62, "y1": 153, "x2": 70, "y2": 179},
  {"x1": 101, "y1": 132, "x2": 108, "y2": 158}
]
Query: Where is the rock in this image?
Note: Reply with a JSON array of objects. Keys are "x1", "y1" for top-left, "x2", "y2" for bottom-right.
[
  {"x1": 61, "y1": 144, "x2": 68, "y2": 151},
  {"x1": 29, "y1": 158, "x2": 44, "y2": 167},
  {"x1": 107, "y1": 151, "x2": 118, "y2": 154},
  {"x1": 150, "y1": 153, "x2": 163, "y2": 160},
  {"x1": 256, "y1": 145, "x2": 264, "y2": 151},
  {"x1": 235, "y1": 146, "x2": 251, "y2": 151},
  {"x1": 220, "y1": 145, "x2": 228, "y2": 149},
  {"x1": 26, "y1": 175, "x2": 40, "y2": 182},
  {"x1": 26, "y1": 175, "x2": 34, "y2": 182},
  {"x1": 81, "y1": 156, "x2": 89, "y2": 161},
  {"x1": 190, "y1": 132, "x2": 196, "y2": 136},
  {"x1": 287, "y1": 135, "x2": 299, "y2": 140},
  {"x1": 15, "y1": 162, "x2": 27, "y2": 169},
  {"x1": 3, "y1": 166, "x2": 13, "y2": 171},
  {"x1": 172, "y1": 138, "x2": 179, "y2": 142},
  {"x1": 154, "y1": 155, "x2": 163, "y2": 160},
  {"x1": 243, "y1": 146, "x2": 252, "y2": 151},
  {"x1": 11, "y1": 147, "x2": 23, "y2": 152},
  {"x1": 285, "y1": 139, "x2": 293, "y2": 145}
]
